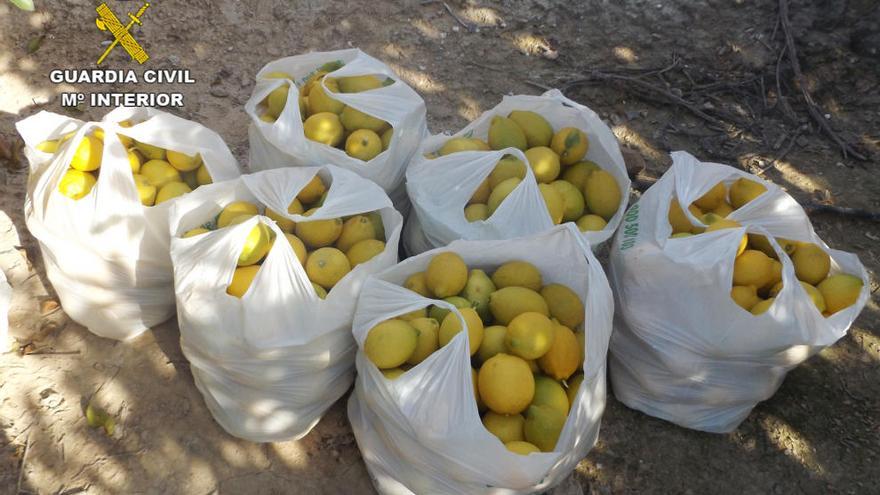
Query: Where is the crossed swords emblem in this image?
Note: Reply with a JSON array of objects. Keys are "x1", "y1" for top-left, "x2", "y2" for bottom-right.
[{"x1": 95, "y1": 2, "x2": 151, "y2": 65}]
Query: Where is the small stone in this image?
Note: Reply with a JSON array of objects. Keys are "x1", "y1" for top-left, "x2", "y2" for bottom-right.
[{"x1": 209, "y1": 88, "x2": 229, "y2": 98}]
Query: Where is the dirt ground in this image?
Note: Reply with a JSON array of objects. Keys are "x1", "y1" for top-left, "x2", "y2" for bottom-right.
[{"x1": 1, "y1": 0, "x2": 879, "y2": 493}]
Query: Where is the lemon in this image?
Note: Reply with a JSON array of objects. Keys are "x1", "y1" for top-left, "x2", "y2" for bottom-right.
[
  {"x1": 489, "y1": 156, "x2": 527, "y2": 188},
  {"x1": 768, "y1": 281, "x2": 784, "y2": 297},
  {"x1": 733, "y1": 249, "x2": 773, "y2": 288},
  {"x1": 58, "y1": 169, "x2": 96, "y2": 200},
  {"x1": 713, "y1": 201, "x2": 734, "y2": 217},
  {"x1": 297, "y1": 175, "x2": 327, "y2": 206},
  {"x1": 539, "y1": 183, "x2": 565, "y2": 225},
  {"x1": 227, "y1": 265, "x2": 261, "y2": 298},
  {"x1": 196, "y1": 164, "x2": 212, "y2": 185},
  {"x1": 550, "y1": 127, "x2": 588, "y2": 165},
  {"x1": 730, "y1": 285, "x2": 760, "y2": 311},
  {"x1": 487, "y1": 177, "x2": 521, "y2": 214},
  {"x1": 693, "y1": 181, "x2": 727, "y2": 210},
  {"x1": 295, "y1": 209, "x2": 343, "y2": 248},
  {"x1": 540, "y1": 284, "x2": 584, "y2": 329},
  {"x1": 127, "y1": 149, "x2": 143, "y2": 173},
  {"x1": 729, "y1": 178, "x2": 767, "y2": 209},
  {"x1": 340, "y1": 106, "x2": 388, "y2": 133},
  {"x1": 266, "y1": 208, "x2": 296, "y2": 233},
  {"x1": 488, "y1": 116, "x2": 528, "y2": 151},
  {"x1": 561, "y1": 161, "x2": 599, "y2": 190},
  {"x1": 398, "y1": 308, "x2": 427, "y2": 321},
  {"x1": 439, "y1": 137, "x2": 490, "y2": 155},
  {"x1": 489, "y1": 287, "x2": 550, "y2": 325},
  {"x1": 492, "y1": 260, "x2": 542, "y2": 291},
  {"x1": 576, "y1": 214, "x2": 607, "y2": 232},
  {"x1": 336, "y1": 215, "x2": 377, "y2": 252},
  {"x1": 508, "y1": 110, "x2": 553, "y2": 148},
  {"x1": 132, "y1": 174, "x2": 157, "y2": 206},
  {"x1": 469, "y1": 178, "x2": 491, "y2": 205},
  {"x1": 141, "y1": 160, "x2": 181, "y2": 188},
  {"x1": 479, "y1": 353, "x2": 535, "y2": 415},
  {"x1": 312, "y1": 283, "x2": 328, "y2": 299},
  {"x1": 566, "y1": 374, "x2": 583, "y2": 406},
  {"x1": 703, "y1": 217, "x2": 747, "y2": 255},
  {"x1": 346, "y1": 239, "x2": 385, "y2": 266},
  {"x1": 748, "y1": 234, "x2": 779, "y2": 259},
  {"x1": 797, "y1": 281, "x2": 826, "y2": 313},
  {"x1": 304, "y1": 112, "x2": 345, "y2": 147},
  {"x1": 364, "y1": 319, "x2": 419, "y2": 369},
  {"x1": 761, "y1": 259, "x2": 782, "y2": 295},
  {"x1": 426, "y1": 252, "x2": 468, "y2": 298},
  {"x1": 506, "y1": 312, "x2": 555, "y2": 360},
  {"x1": 472, "y1": 367, "x2": 485, "y2": 411},
  {"x1": 407, "y1": 317, "x2": 440, "y2": 365},
  {"x1": 476, "y1": 325, "x2": 508, "y2": 364},
  {"x1": 532, "y1": 375, "x2": 569, "y2": 415},
  {"x1": 537, "y1": 323, "x2": 580, "y2": 379},
  {"x1": 70, "y1": 136, "x2": 103, "y2": 172},
  {"x1": 551, "y1": 180, "x2": 585, "y2": 222},
  {"x1": 524, "y1": 147, "x2": 561, "y2": 183},
  {"x1": 183, "y1": 227, "x2": 210, "y2": 238},
  {"x1": 237, "y1": 222, "x2": 274, "y2": 266},
  {"x1": 345, "y1": 129, "x2": 383, "y2": 161},
  {"x1": 265, "y1": 84, "x2": 289, "y2": 118},
  {"x1": 306, "y1": 247, "x2": 351, "y2": 289},
  {"x1": 382, "y1": 368, "x2": 406, "y2": 380},
  {"x1": 337, "y1": 74, "x2": 383, "y2": 93},
  {"x1": 668, "y1": 199, "x2": 693, "y2": 234},
  {"x1": 135, "y1": 141, "x2": 166, "y2": 160},
  {"x1": 36, "y1": 140, "x2": 59, "y2": 153},
  {"x1": 308, "y1": 76, "x2": 344, "y2": 114},
  {"x1": 524, "y1": 404, "x2": 566, "y2": 452},
  {"x1": 404, "y1": 271, "x2": 431, "y2": 297},
  {"x1": 818, "y1": 274, "x2": 862, "y2": 315},
  {"x1": 155, "y1": 181, "x2": 192, "y2": 205},
  {"x1": 750, "y1": 297, "x2": 775, "y2": 315},
  {"x1": 463, "y1": 269, "x2": 496, "y2": 322},
  {"x1": 465, "y1": 204, "x2": 490, "y2": 222},
  {"x1": 381, "y1": 128, "x2": 393, "y2": 150},
  {"x1": 300, "y1": 70, "x2": 328, "y2": 97},
  {"x1": 670, "y1": 232, "x2": 693, "y2": 239},
  {"x1": 429, "y1": 296, "x2": 471, "y2": 324},
  {"x1": 284, "y1": 233, "x2": 307, "y2": 264},
  {"x1": 217, "y1": 201, "x2": 260, "y2": 228},
  {"x1": 166, "y1": 150, "x2": 202, "y2": 172},
  {"x1": 583, "y1": 170, "x2": 621, "y2": 220},
  {"x1": 505, "y1": 441, "x2": 541, "y2": 455},
  {"x1": 791, "y1": 243, "x2": 831, "y2": 285},
  {"x1": 483, "y1": 412, "x2": 525, "y2": 443},
  {"x1": 439, "y1": 308, "x2": 484, "y2": 355}
]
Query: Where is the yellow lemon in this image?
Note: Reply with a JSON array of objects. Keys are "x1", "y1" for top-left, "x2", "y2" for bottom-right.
[
  {"x1": 266, "y1": 84, "x2": 289, "y2": 118},
  {"x1": 730, "y1": 285, "x2": 760, "y2": 311},
  {"x1": 135, "y1": 141, "x2": 166, "y2": 160},
  {"x1": 337, "y1": 74, "x2": 383, "y2": 93},
  {"x1": 524, "y1": 146, "x2": 561, "y2": 183},
  {"x1": 439, "y1": 137, "x2": 491, "y2": 156},
  {"x1": 36, "y1": 140, "x2": 59, "y2": 153},
  {"x1": 748, "y1": 234, "x2": 779, "y2": 259},
  {"x1": 132, "y1": 174, "x2": 157, "y2": 206},
  {"x1": 381, "y1": 128, "x2": 393, "y2": 150},
  {"x1": 551, "y1": 180, "x2": 585, "y2": 222},
  {"x1": 398, "y1": 308, "x2": 427, "y2": 321},
  {"x1": 345, "y1": 129, "x2": 383, "y2": 161},
  {"x1": 306, "y1": 247, "x2": 351, "y2": 289},
  {"x1": 284, "y1": 233, "x2": 307, "y2": 264},
  {"x1": 713, "y1": 201, "x2": 735, "y2": 217},
  {"x1": 489, "y1": 156, "x2": 527, "y2": 189},
  {"x1": 483, "y1": 412, "x2": 525, "y2": 443},
  {"x1": 217, "y1": 201, "x2": 260, "y2": 228},
  {"x1": 492, "y1": 260, "x2": 542, "y2": 291},
  {"x1": 183, "y1": 227, "x2": 210, "y2": 238},
  {"x1": 532, "y1": 375, "x2": 569, "y2": 415},
  {"x1": 703, "y1": 217, "x2": 747, "y2": 255},
  {"x1": 818, "y1": 274, "x2": 863, "y2": 315},
  {"x1": 463, "y1": 269, "x2": 496, "y2": 322},
  {"x1": 304, "y1": 112, "x2": 344, "y2": 147},
  {"x1": 382, "y1": 368, "x2": 406, "y2": 380},
  {"x1": 297, "y1": 175, "x2": 327, "y2": 205},
  {"x1": 266, "y1": 208, "x2": 296, "y2": 233},
  {"x1": 476, "y1": 325, "x2": 508, "y2": 365},
  {"x1": 237, "y1": 222, "x2": 274, "y2": 266},
  {"x1": 196, "y1": 164, "x2": 212, "y2": 185},
  {"x1": 479, "y1": 353, "x2": 535, "y2": 415},
  {"x1": 505, "y1": 312, "x2": 555, "y2": 360},
  {"x1": 799, "y1": 281, "x2": 826, "y2": 313},
  {"x1": 295, "y1": 209, "x2": 343, "y2": 248},
  {"x1": 668, "y1": 199, "x2": 694, "y2": 234},
  {"x1": 488, "y1": 115, "x2": 528, "y2": 151},
  {"x1": 670, "y1": 232, "x2": 693, "y2": 239},
  {"x1": 524, "y1": 404, "x2": 566, "y2": 452},
  {"x1": 473, "y1": 367, "x2": 485, "y2": 411},
  {"x1": 439, "y1": 308, "x2": 484, "y2": 355},
  {"x1": 127, "y1": 149, "x2": 143, "y2": 173},
  {"x1": 166, "y1": 150, "x2": 202, "y2": 172},
  {"x1": 141, "y1": 160, "x2": 181, "y2": 188},
  {"x1": 539, "y1": 183, "x2": 565, "y2": 225},
  {"x1": 540, "y1": 284, "x2": 584, "y2": 329},
  {"x1": 312, "y1": 282, "x2": 328, "y2": 299},
  {"x1": 761, "y1": 259, "x2": 783, "y2": 295},
  {"x1": 464, "y1": 204, "x2": 490, "y2": 222},
  {"x1": 340, "y1": 106, "x2": 388, "y2": 133},
  {"x1": 155, "y1": 181, "x2": 192, "y2": 205},
  {"x1": 429, "y1": 296, "x2": 470, "y2": 324},
  {"x1": 693, "y1": 181, "x2": 727, "y2": 211},
  {"x1": 561, "y1": 161, "x2": 599, "y2": 190},
  {"x1": 404, "y1": 271, "x2": 431, "y2": 297},
  {"x1": 336, "y1": 215, "x2": 377, "y2": 252},
  {"x1": 791, "y1": 243, "x2": 831, "y2": 285},
  {"x1": 489, "y1": 287, "x2": 550, "y2": 325},
  {"x1": 508, "y1": 110, "x2": 553, "y2": 148},
  {"x1": 58, "y1": 169, "x2": 96, "y2": 200},
  {"x1": 364, "y1": 319, "x2": 419, "y2": 369},
  {"x1": 566, "y1": 374, "x2": 584, "y2": 406},
  {"x1": 550, "y1": 127, "x2": 588, "y2": 165},
  {"x1": 487, "y1": 177, "x2": 521, "y2": 215},
  {"x1": 227, "y1": 265, "x2": 261, "y2": 298},
  {"x1": 300, "y1": 70, "x2": 328, "y2": 97},
  {"x1": 576, "y1": 214, "x2": 607, "y2": 232},
  {"x1": 537, "y1": 323, "x2": 580, "y2": 380},
  {"x1": 505, "y1": 441, "x2": 541, "y2": 455},
  {"x1": 406, "y1": 317, "x2": 440, "y2": 365},
  {"x1": 733, "y1": 250, "x2": 774, "y2": 288},
  {"x1": 346, "y1": 239, "x2": 385, "y2": 267},
  {"x1": 426, "y1": 252, "x2": 468, "y2": 298},
  {"x1": 308, "y1": 76, "x2": 344, "y2": 114},
  {"x1": 469, "y1": 178, "x2": 491, "y2": 205},
  {"x1": 583, "y1": 170, "x2": 621, "y2": 220},
  {"x1": 750, "y1": 297, "x2": 775, "y2": 315},
  {"x1": 70, "y1": 136, "x2": 103, "y2": 172},
  {"x1": 729, "y1": 178, "x2": 767, "y2": 209}
]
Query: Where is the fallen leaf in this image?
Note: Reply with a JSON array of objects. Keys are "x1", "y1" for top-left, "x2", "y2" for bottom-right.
[{"x1": 27, "y1": 34, "x2": 45, "y2": 54}]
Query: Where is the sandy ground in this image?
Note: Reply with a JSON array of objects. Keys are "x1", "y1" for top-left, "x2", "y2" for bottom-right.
[{"x1": 1, "y1": 0, "x2": 879, "y2": 494}]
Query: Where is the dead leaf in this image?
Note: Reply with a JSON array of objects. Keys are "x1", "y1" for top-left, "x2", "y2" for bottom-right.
[
  {"x1": 40, "y1": 300, "x2": 60, "y2": 315},
  {"x1": 27, "y1": 34, "x2": 45, "y2": 54}
]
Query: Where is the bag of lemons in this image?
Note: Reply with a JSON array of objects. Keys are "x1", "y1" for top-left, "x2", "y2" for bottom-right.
[
  {"x1": 609, "y1": 151, "x2": 869, "y2": 433},
  {"x1": 168, "y1": 166, "x2": 402, "y2": 442},
  {"x1": 348, "y1": 225, "x2": 613, "y2": 494},
  {"x1": 245, "y1": 49, "x2": 428, "y2": 214},
  {"x1": 16, "y1": 107, "x2": 240, "y2": 340},
  {"x1": 403, "y1": 89, "x2": 630, "y2": 255}
]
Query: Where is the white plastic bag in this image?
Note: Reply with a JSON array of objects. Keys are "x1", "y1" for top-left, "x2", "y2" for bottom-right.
[
  {"x1": 168, "y1": 165, "x2": 403, "y2": 442},
  {"x1": 246, "y1": 48, "x2": 429, "y2": 211},
  {"x1": 17, "y1": 107, "x2": 240, "y2": 341},
  {"x1": 403, "y1": 89, "x2": 630, "y2": 255},
  {"x1": 348, "y1": 225, "x2": 613, "y2": 494},
  {"x1": 0, "y1": 269, "x2": 9, "y2": 344},
  {"x1": 608, "y1": 151, "x2": 870, "y2": 433}
]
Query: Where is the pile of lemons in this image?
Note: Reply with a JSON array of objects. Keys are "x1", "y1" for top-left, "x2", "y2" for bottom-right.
[
  {"x1": 668, "y1": 177, "x2": 863, "y2": 316},
  {"x1": 182, "y1": 175, "x2": 386, "y2": 299},
  {"x1": 259, "y1": 61, "x2": 394, "y2": 162},
  {"x1": 39, "y1": 121, "x2": 212, "y2": 205},
  {"x1": 428, "y1": 110, "x2": 622, "y2": 232},
  {"x1": 363, "y1": 252, "x2": 586, "y2": 455}
]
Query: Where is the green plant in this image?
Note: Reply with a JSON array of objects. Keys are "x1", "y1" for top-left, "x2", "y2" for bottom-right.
[{"x1": 9, "y1": 0, "x2": 34, "y2": 11}]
